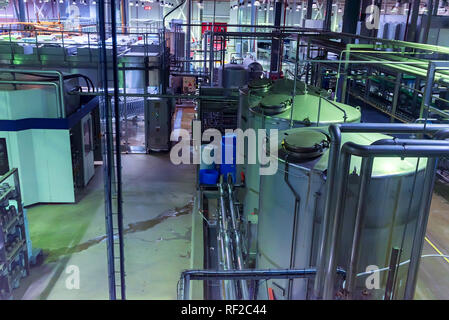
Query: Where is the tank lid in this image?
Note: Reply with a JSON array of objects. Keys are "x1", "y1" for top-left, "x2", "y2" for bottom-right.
[
  {"x1": 258, "y1": 93, "x2": 292, "y2": 115},
  {"x1": 280, "y1": 130, "x2": 329, "y2": 162}
]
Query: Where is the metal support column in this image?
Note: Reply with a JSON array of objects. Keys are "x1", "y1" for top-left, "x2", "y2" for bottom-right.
[
  {"x1": 186, "y1": 0, "x2": 192, "y2": 71},
  {"x1": 324, "y1": 0, "x2": 333, "y2": 31}
]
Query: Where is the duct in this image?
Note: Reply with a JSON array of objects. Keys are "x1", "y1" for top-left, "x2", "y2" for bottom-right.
[{"x1": 315, "y1": 123, "x2": 449, "y2": 300}]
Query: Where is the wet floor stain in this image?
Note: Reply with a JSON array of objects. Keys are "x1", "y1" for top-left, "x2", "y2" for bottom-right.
[{"x1": 44, "y1": 199, "x2": 193, "y2": 262}]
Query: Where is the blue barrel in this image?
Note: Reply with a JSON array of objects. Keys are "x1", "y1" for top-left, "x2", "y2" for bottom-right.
[{"x1": 220, "y1": 134, "x2": 237, "y2": 182}]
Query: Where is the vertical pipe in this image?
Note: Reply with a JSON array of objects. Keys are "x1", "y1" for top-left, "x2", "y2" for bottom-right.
[
  {"x1": 422, "y1": 0, "x2": 434, "y2": 44},
  {"x1": 289, "y1": 35, "x2": 300, "y2": 128},
  {"x1": 384, "y1": 247, "x2": 400, "y2": 300},
  {"x1": 391, "y1": 73, "x2": 402, "y2": 123},
  {"x1": 269, "y1": 0, "x2": 283, "y2": 74},
  {"x1": 324, "y1": 0, "x2": 333, "y2": 31},
  {"x1": 406, "y1": 0, "x2": 421, "y2": 42},
  {"x1": 419, "y1": 62, "x2": 436, "y2": 120},
  {"x1": 404, "y1": 157, "x2": 439, "y2": 299},
  {"x1": 98, "y1": 0, "x2": 117, "y2": 300},
  {"x1": 322, "y1": 147, "x2": 352, "y2": 300},
  {"x1": 110, "y1": 0, "x2": 126, "y2": 299},
  {"x1": 313, "y1": 124, "x2": 341, "y2": 298},
  {"x1": 345, "y1": 156, "x2": 374, "y2": 299},
  {"x1": 209, "y1": 31, "x2": 214, "y2": 85},
  {"x1": 306, "y1": 0, "x2": 313, "y2": 20}
]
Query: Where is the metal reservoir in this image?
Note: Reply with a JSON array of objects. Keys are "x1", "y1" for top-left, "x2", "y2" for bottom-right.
[
  {"x1": 238, "y1": 78, "x2": 361, "y2": 259},
  {"x1": 217, "y1": 63, "x2": 249, "y2": 89},
  {"x1": 256, "y1": 127, "x2": 426, "y2": 300}
]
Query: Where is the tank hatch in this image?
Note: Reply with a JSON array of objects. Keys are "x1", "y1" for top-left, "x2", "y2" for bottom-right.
[
  {"x1": 280, "y1": 130, "x2": 329, "y2": 162},
  {"x1": 258, "y1": 93, "x2": 293, "y2": 115}
]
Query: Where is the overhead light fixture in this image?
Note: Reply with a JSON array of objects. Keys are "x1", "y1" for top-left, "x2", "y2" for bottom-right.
[{"x1": 254, "y1": 0, "x2": 260, "y2": 6}]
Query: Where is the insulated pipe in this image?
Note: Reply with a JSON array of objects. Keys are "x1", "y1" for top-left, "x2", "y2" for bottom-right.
[
  {"x1": 315, "y1": 123, "x2": 449, "y2": 299},
  {"x1": 227, "y1": 176, "x2": 250, "y2": 300}
]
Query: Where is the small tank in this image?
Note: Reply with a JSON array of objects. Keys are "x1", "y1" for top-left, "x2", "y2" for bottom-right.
[
  {"x1": 256, "y1": 127, "x2": 427, "y2": 300},
  {"x1": 218, "y1": 63, "x2": 249, "y2": 89}
]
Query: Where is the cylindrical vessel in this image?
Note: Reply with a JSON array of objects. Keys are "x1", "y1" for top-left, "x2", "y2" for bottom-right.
[
  {"x1": 238, "y1": 78, "x2": 361, "y2": 259},
  {"x1": 256, "y1": 127, "x2": 426, "y2": 300}
]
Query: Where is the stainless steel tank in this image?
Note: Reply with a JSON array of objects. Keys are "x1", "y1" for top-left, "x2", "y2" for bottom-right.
[
  {"x1": 218, "y1": 63, "x2": 249, "y2": 89},
  {"x1": 238, "y1": 78, "x2": 361, "y2": 260},
  {"x1": 256, "y1": 127, "x2": 426, "y2": 300}
]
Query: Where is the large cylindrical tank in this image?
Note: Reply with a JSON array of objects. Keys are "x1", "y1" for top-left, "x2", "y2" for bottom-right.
[
  {"x1": 238, "y1": 78, "x2": 361, "y2": 258},
  {"x1": 256, "y1": 127, "x2": 426, "y2": 300}
]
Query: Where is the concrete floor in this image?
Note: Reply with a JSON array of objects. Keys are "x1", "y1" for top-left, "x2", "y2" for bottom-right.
[{"x1": 14, "y1": 153, "x2": 195, "y2": 299}]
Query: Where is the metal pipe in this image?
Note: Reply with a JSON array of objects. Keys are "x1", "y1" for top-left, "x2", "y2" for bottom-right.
[
  {"x1": 345, "y1": 156, "x2": 374, "y2": 299},
  {"x1": 384, "y1": 247, "x2": 400, "y2": 300},
  {"x1": 289, "y1": 34, "x2": 301, "y2": 128},
  {"x1": 98, "y1": 0, "x2": 116, "y2": 301},
  {"x1": 315, "y1": 123, "x2": 449, "y2": 299},
  {"x1": 179, "y1": 268, "x2": 346, "y2": 300},
  {"x1": 218, "y1": 180, "x2": 236, "y2": 300},
  {"x1": 110, "y1": 0, "x2": 126, "y2": 300},
  {"x1": 284, "y1": 161, "x2": 301, "y2": 299},
  {"x1": 404, "y1": 157, "x2": 439, "y2": 299},
  {"x1": 227, "y1": 177, "x2": 250, "y2": 300}
]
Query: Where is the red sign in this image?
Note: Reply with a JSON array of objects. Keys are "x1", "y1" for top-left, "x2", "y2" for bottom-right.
[
  {"x1": 144, "y1": 5, "x2": 152, "y2": 10},
  {"x1": 201, "y1": 22, "x2": 227, "y2": 50}
]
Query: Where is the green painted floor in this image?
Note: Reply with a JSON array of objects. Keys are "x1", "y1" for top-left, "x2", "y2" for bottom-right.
[{"x1": 14, "y1": 153, "x2": 195, "y2": 300}]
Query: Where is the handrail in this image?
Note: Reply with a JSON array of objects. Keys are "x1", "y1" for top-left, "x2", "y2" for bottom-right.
[{"x1": 0, "y1": 80, "x2": 63, "y2": 118}]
